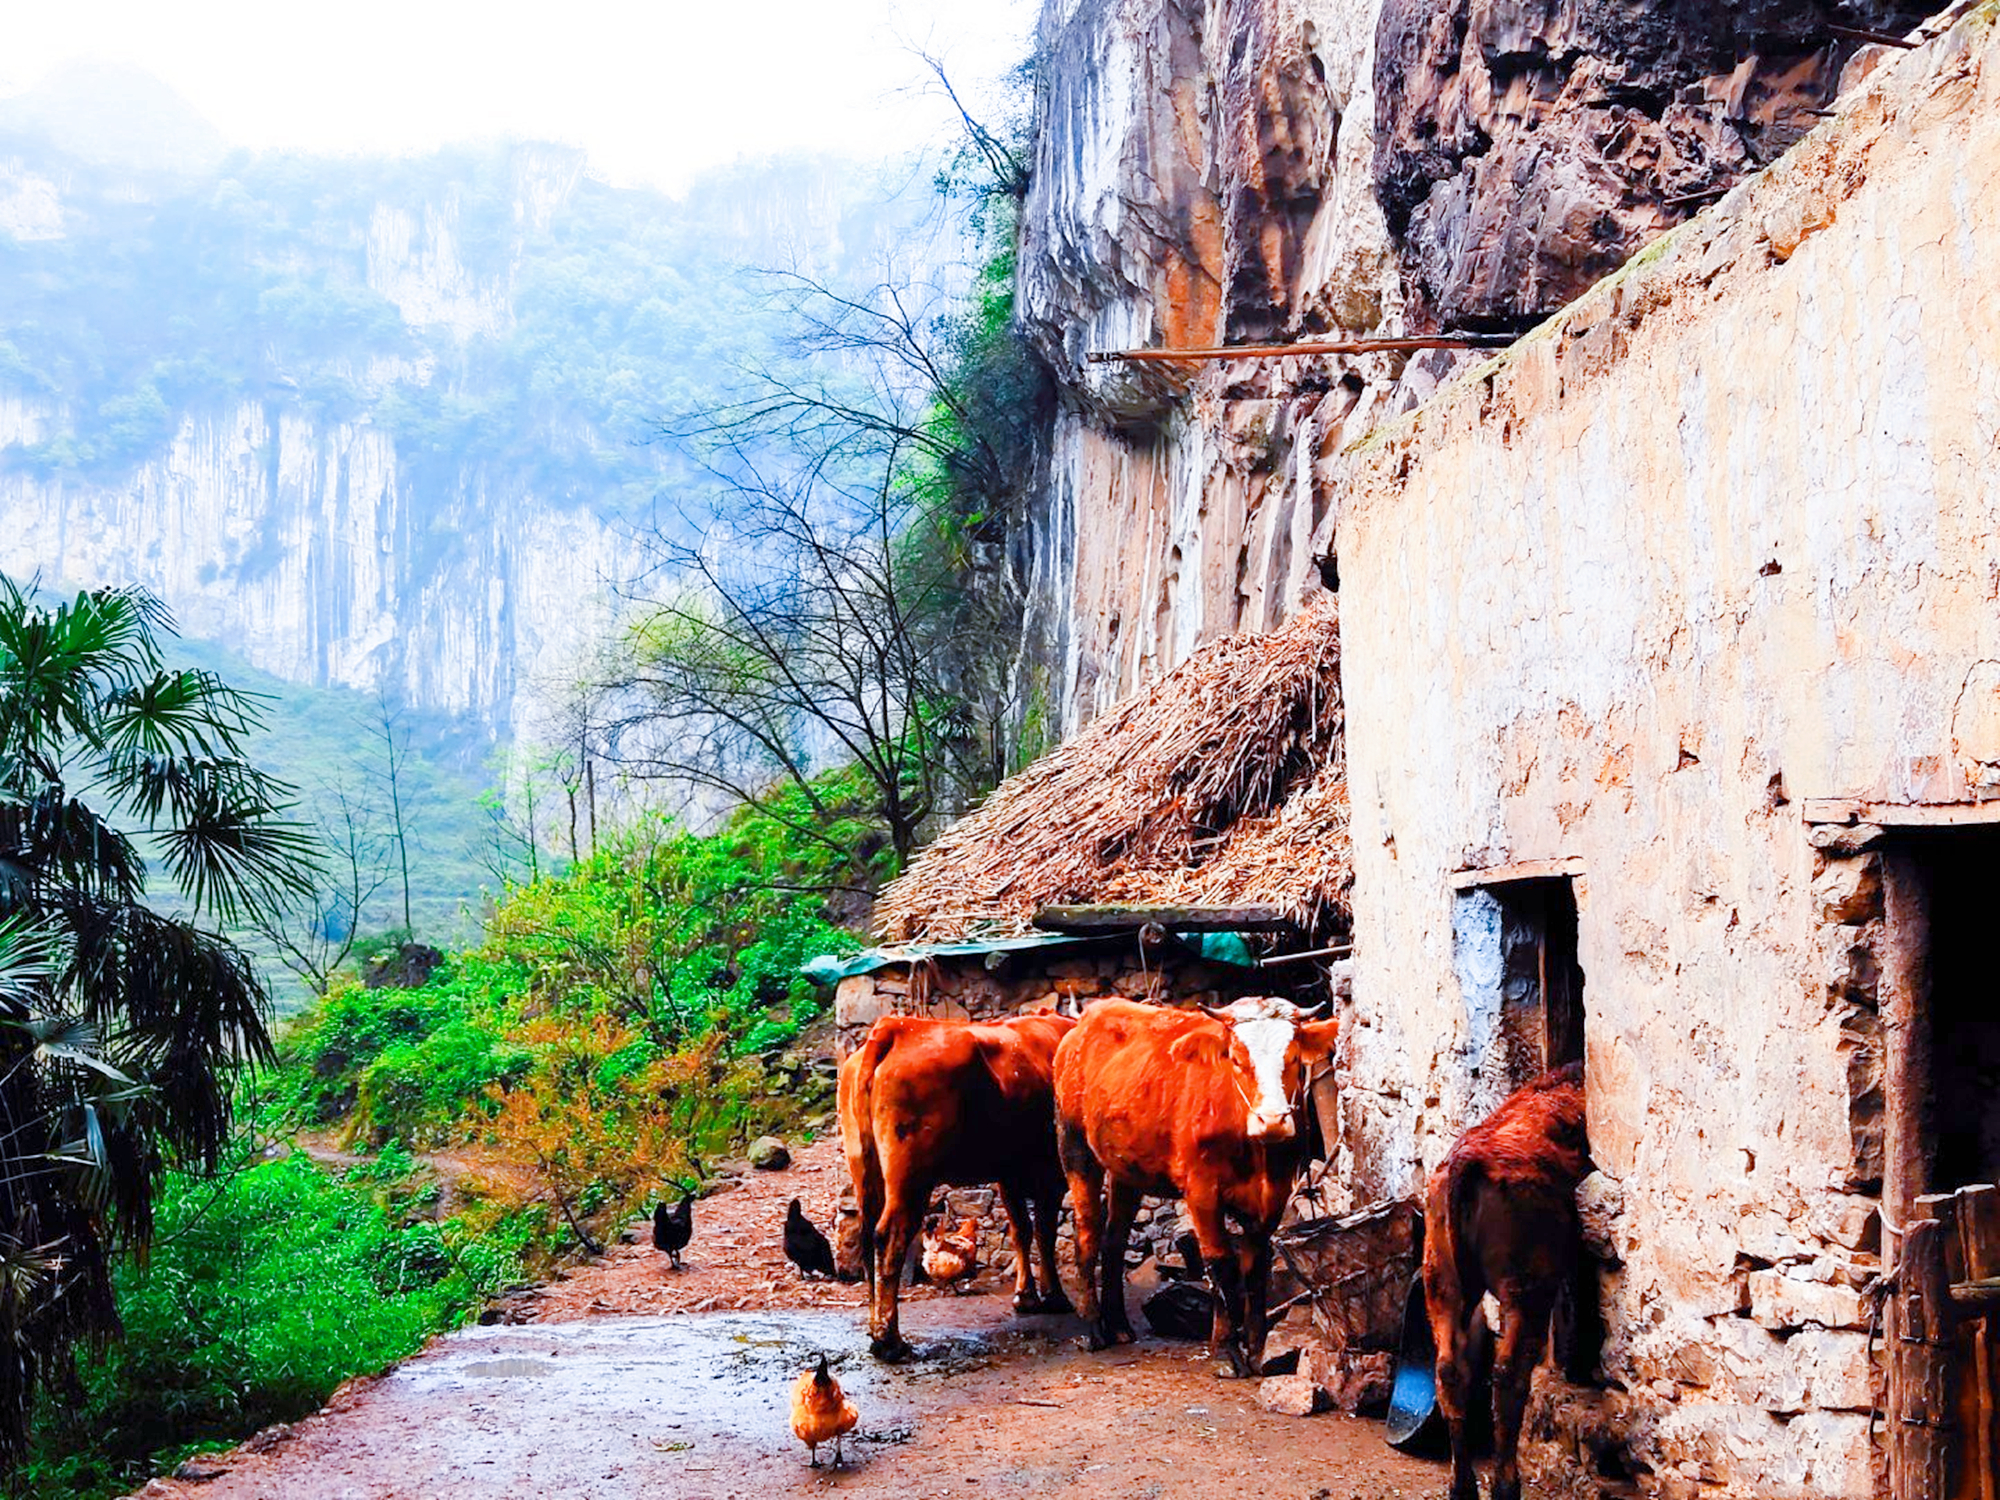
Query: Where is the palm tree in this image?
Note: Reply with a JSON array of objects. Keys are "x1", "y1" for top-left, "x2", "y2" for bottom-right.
[{"x1": 0, "y1": 578, "x2": 315, "y2": 1459}]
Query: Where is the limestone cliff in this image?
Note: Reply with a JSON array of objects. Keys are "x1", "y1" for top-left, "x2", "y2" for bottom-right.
[
  {"x1": 0, "y1": 127, "x2": 924, "y2": 747},
  {"x1": 1016, "y1": 0, "x2": 1926, "y2": 730}
]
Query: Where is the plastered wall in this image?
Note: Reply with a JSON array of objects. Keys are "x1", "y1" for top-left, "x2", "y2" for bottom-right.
[{"x1": 1332, "y1": 14, "x2": 2000, "y2": 1496}]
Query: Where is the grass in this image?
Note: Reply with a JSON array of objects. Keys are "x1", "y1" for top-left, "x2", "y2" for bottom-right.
[{"x1": 14, "y1": 1151, "x2": 527, "y2": 1500}]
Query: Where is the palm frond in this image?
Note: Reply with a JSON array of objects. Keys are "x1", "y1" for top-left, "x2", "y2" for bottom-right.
[
  {"x1": 0, "y1": 919, "x2": 58, "y2": 1010},
  {"x1": 100, "y1": 668, "x2": 267, "y2": 761},
  {"x1": 0, "y1": 574, "x2": 288, "y2": 1458}
]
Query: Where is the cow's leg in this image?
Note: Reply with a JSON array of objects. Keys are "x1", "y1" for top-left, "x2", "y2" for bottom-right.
[
  {"x1": 1489, "y1": 1285, "x2": 1556, "y2": 1500},
  {"x1": 1242, "y1": 1231, "x2": 1276, "y2": 1370},
  {"x1": 1028, "y1": 1181, "x2": 1073, "y2": 1315},
  {"x1": 869, "y1": 1177, "x2": 925, "y2": 1362},
  {"x1": 1061, "y1": 1142, "x2": 1109, "y2": 1348},
  {"x1": 1186, "y1": 1195, "x2": 1251, "y2": 1377},
  {"x1": 1098, "y1": 1178, "x2": 1141, "y2": 1344},
  {"x1": 1426, "y1": 1254, "x2": 1485, "y2": 1500},
  {"x1": 996, "y1": 1179, "x2": 1040, "y2": 1312}
]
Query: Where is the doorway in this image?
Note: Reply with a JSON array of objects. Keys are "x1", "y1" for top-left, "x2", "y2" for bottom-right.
[
  {"x1": 1453, "y1": 874, "x2": 1587, "y2": 1100},
  {"x1": 1878, "y1": 825, "x2": 2000, "y2": 1500},
  {"x1": 1881, "y1": 827, "x2": 2000, "y2": 1213}
]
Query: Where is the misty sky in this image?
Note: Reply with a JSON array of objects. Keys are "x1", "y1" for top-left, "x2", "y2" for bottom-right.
[{"x1": 0, "y1": 0, "x2": 1038, "y2": 192}]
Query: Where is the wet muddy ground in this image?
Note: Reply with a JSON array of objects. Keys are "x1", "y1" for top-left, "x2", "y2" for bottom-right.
[
  {"x1": 133, "y1": 1138, "x2": 1454, "y2": 1499},
  {"x1": 141, "y1": 1299, "x2": 1446, "y2": 1499}
]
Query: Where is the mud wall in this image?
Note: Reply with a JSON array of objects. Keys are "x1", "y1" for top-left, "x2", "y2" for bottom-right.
[{"x1": 1331, "y1": 15, "x2": 2000, "y2": 1497}]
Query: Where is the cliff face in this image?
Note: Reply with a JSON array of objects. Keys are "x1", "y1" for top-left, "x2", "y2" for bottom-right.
[
  {"x1": 1017, "y1": 0, "x2": 1924, "y2": 730},
  {"x1": 0, "y1": 395, "x2": 623, "y2": 741},
  {"x1": 0, "y1": 145, "x2": 612, "y2": 743}
]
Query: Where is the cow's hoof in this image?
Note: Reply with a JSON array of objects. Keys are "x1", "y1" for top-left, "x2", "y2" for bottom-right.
[
  {"x1": 870, "y1": 1335, "x2": 914, "y2": 1363},
  {"x1": 1213, "y1": 1350, "x2": 1258, "y2": 1380},
  {"x1": 1015, "y1": 1290, "x2": 1074, "y2": 1316},
  {"x1": 1079, "y1": 1329, "x2": 1112, "y2": 1353}
]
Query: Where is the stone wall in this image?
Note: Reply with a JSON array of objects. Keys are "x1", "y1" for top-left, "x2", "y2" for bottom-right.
[{"x1": 1330, "y1": 14, "x2": 2000, "y2": 1497}]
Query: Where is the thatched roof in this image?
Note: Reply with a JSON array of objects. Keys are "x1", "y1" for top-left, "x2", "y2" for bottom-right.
[{"x1": 875, "y1": 596, "x2": 1349, "y2": 943}]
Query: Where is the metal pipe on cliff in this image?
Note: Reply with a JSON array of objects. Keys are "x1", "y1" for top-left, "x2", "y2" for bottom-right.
[{"x1": 1086, "y1": 335, "x2": 1514, "y2": 364}]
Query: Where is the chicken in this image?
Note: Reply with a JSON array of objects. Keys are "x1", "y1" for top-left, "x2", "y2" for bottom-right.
[
  {"x1": 1156, "y1": 1230, "x2": 1205, "y2": 1283},
  {"x1": 789, "y1": 1354, "x2": 858, "y2": 1467},
  {"x1": 784, "y1": 1198, "x2": 837, "y2": 1280},
  {"x1": 653, "y1": 1192, "x2": 692, "y2": 1270},
  {"x1": 919, "y1": 1215, "x2": 981, "y2": 1292}
]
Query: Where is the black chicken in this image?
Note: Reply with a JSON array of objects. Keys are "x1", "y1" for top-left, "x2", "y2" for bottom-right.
[
  {"x1": 1157, "y1": 1230, "x2": 1205, "y2": 1282},
  {"x1": 653, "y1": 1192, "x2": 693, "y2": 1270},
  {"x1": 784, "y1": 1198, "x2": 837, "y2": 1280}
]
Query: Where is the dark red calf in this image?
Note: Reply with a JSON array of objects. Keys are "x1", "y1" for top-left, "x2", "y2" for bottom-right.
[{"x1": 1422, "y1": 1062, "x2": 1589, "y2": 1500}]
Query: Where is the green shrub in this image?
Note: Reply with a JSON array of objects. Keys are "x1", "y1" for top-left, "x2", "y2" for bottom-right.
[{"x1": 15, "y1": 1154, "x2": 517, "y2": 1500}]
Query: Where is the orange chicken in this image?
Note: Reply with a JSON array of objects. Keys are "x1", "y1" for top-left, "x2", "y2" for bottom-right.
[
  {"x1": 789, "y1": 1354, "x2": 858, "y2": 1468},
  {"x1": 920, "y1": 1216, "x2": 981, "y2": 1292}
]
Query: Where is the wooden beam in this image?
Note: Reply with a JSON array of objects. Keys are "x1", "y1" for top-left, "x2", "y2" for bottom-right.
[
  {"x1": 1085, "y1": 335, "x2": 1514, "y2": 364},
  {"x1": 1450, "y1": 855, "x2": 1587, "y2": 889},
  {"x1": 1893, "y1": 1216, "x2": 1958, "y2": 1500},
  {"x1": 1804, "y1": 799, "x2": 2000, "y2": 828},
  {"x1": 1883, "y1": 851, "x2": 1934, "y2": 1247},
  {"x1": 1828, "y1": 21, "x2": 1922, "y2": 48},
  {"x1": 1258, "y1": 943, "x2": 1354, "y2": 966},
  {"x1": 1032, "y1": 903, "x2": 1294, "y2": 933},
  {"x1": 1956, "y1": 1185, "x2": 2000, "y2": 1500}
]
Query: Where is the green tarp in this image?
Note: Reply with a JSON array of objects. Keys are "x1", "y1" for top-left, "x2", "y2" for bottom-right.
[{"x1": 799, "y1": 929, "x2": 1259, "y2": 987}]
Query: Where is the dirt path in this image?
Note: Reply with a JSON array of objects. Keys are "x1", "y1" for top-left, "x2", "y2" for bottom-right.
[{"x1": 132, "y1": 1139, "x2": 1454, "y2": 1499}]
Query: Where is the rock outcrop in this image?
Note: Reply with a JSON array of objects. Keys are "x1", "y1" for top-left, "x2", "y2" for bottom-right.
[
  {"x1": 1015, "y1": 0, "x2": 1928, "y2": 732},
  {"x1": 0, "y1": 128, "x2": 923, "y2": 747},
  {"x1": 1373, "y1": 0, "x2": 1926, "y2": 332}
]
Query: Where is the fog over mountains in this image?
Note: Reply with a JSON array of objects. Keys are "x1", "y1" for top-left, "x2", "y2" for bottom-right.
[{"x1": 0, "y1": 64, "x2": 952, "y2": 745}]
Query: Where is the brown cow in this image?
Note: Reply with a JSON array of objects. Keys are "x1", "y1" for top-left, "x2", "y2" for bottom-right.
[
  {"x1": 839, "y1": 1012, "x2": 1075, "y2": 1361},
  {"x1": 1423, "y1": 1061, "x2": 1589, "y2": 1500},
  {"x1": 1052, "y1": 997, "x2": 1339, "y2": 1376}
]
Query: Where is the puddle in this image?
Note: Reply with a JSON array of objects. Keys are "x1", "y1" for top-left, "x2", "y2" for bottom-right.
[{"x1": 460, "y1": 1359, "x2": 555, "y2": 1379}]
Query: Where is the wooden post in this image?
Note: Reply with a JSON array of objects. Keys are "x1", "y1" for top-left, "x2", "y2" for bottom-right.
[
  {"x1": 1915, "y1": 1194, "x2": 1977, "y2": 1500},
  {"x1": 1956, "y1": 1185, "x2": 2000, "y2": 1500},
  {"x1": 1880, "y1": 852, "x2": 1934, "y2": 1247},
  {"x1": 1894, "y1": 1214, "x2": 1957, "y2": 1500}
]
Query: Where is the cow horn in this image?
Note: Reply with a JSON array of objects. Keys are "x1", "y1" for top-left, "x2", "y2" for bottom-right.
[
  {"x1": 1295, "y1": 1001, "x2": 1329, "y2": 1020},
  {"x1": 1199, "y1": 1004, "x2": 1234, "y2": 1024}
]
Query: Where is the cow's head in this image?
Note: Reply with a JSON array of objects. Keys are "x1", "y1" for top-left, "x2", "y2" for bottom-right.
[{"x1": 1183, "y1": 996, "x2": 1341, "y2": 1142}]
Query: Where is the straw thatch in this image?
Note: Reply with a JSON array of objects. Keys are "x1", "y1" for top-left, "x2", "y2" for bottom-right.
[{"x1": 875, "y1": 596, "x2": 1349, "y2": 943}]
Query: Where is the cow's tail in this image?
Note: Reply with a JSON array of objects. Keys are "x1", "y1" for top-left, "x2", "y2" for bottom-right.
[{"x1": 1423, "y1": 1150, "x2": 1486, "y2": 1334}]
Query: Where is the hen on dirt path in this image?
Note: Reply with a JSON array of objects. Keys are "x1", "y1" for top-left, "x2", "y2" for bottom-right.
[
  {"x1": 920, "y1": 1217, "x2": 980, "y2": 1292},
  {"x1": 790, "y1": 1354, "x2": 859, "y2": 1467},
  {"x1": 652, "y1": 1194, "x2": 693, "y2": 1270},
  {"x1": 785, "y1": 1198, "x2": 838, "y2": 1280}
]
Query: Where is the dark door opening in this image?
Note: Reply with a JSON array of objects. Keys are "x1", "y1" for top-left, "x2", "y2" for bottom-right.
[
  {"x1": 1878, "y1": 825, "x2": 2000, "y2": 1500},
  {"x1": 1884, "y1": 827, "x2": 2000, "y2": 1204},
  {"x1": 1456, "y1": 875, "x2": 1587, "y2": 1090}
]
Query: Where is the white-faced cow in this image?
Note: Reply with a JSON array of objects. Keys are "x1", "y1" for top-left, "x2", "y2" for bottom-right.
[{"x1": 1052, "y1": 996, "x2": 1339, "y2": 1376}]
